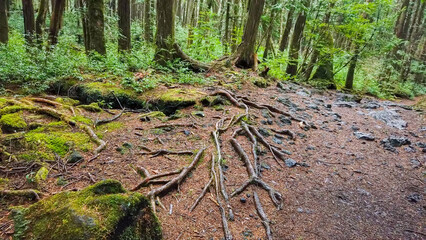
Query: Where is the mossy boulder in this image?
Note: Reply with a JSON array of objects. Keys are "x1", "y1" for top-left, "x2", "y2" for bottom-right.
[
  {"x1": 11, "y1": 180, "x2": 162, "y2": 240},
  {"x1": 34, "y1": 166, "x2": 49, "y2": 185},
  {"x1": 0, "y1": 112, "x2": 27, "y2": 133}
]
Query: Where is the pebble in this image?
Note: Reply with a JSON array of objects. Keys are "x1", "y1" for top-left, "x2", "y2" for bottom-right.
[
  {"x1": 354, "y1": 131, "x2": 375, "y2": 141},
  {"x1": 183, "y1": 130, "x2": 191, "y2": 136},
  {"x1": 285, "y1": 158, "x2": 297, "y2": 167},
  {"x1": 272, "y1": 137, "x2": 282, "y2": 145},
  {"x1": 240, "y1": 197, "x2": 246, "y2": 203},
  {"x1": 258, "y1": 128, "x2": 270, "y2": 137},
  {"x1": 407, "y1": 193, "x2": 422, "y2": 203}
]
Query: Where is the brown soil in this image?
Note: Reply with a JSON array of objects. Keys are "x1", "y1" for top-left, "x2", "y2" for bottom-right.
[{"x1": 1, "y1": 81, "x2": 425, "y2": 240}]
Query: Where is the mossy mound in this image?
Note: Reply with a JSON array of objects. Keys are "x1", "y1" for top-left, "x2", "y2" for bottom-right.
[
  {"x1": 11, "y1": 180, "x2": 162, "y2": 240},
  {"x1": 0, "y1": 112, "x2": 28, "y2": 133},
  {"x1": 52, "y1": 79, "x2": 207, "y2": 115}
]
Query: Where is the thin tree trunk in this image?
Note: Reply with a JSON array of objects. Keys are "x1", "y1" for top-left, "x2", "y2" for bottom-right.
[
  {"x1": 223, "y1": 0, "x2": 230, "y2": 53},
  {"x1": 22, "y1": 0, "x2": 35, "y2": 44},
  {"x1": 144, "y1": 0, "x2": 152, "y2": 42},
  {"x1": 35, "y1": 0, "x2": 48, "y2": 44},
  {"x1": 118, "y1": 0, "x2": 130, "y2": 51},
  {"x1": 286, "y1": 0, "x2": 309, "y2": 77},
  {"x1": 155, "y1": 0, "x2": 176, "y2": 64},
  {"x1": 235, "y1": 0, "x2": 265, "y2": 69},
  {"x1": 279, "y1": 6, "x2": 294, "y2": 52},
  {"x1": 48, "y1": 0, "x2": 65, "y2": 45},
  {"x1": 0, "y1": 0, "x2": 8, "y2": 44},
  {"x1": 263, "y1": 0, "x2": 278, "y2": 60},
  {"x1": 87, "y1": 0, "x2": 106, "y2": 55},
  {"x1": 345, "y1": 44, "x2": 359, "y2": 89}
]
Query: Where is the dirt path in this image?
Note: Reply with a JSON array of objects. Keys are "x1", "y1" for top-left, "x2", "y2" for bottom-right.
[{"x1": 1, "y1": 82, "x2": 425, "y2": 239}]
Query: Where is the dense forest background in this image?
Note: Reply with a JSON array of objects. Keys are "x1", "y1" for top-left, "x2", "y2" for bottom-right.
[{"x1": 0, "y1": 0, "x2": 424, "y2": 99}]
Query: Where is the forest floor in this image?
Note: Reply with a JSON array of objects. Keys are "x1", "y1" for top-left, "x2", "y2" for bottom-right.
[{"x1": 0, "y1": 76, "x2": 425, "y2": 240}]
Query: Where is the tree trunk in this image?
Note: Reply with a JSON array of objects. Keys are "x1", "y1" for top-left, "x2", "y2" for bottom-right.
[
  {"x1": 223, "y1": 0, "x2": 230, "y2": 53},
  {"x1": 48, "y1": 0, "x2": 65, "y2": 45},
  {"x1": 87, "y1": 0, "x2": 106, "y2": 55},
  {"x1": 0, "y1": 0, "x2": 8, "y2": 44},
  {"x1": 345, "y1": 44, "x2": 359, "y2": 89},
  {"x1": 279, "y1": 7, "x2": 294, "y2": 52},
  {"x1": 118, "y1": 0, "x2": 130, "y2": 51},
  {"x1": 263, "y1": 0, "x2": 278, "y2": 60},
  {"x1": 286, "y1": 1, "x2": 309, "y2": 77},
  {"x1": 230, "y1": 0, "x2": 239, "y2": 52},
  {"x1": 80, "y1": 0, "x2": 90, "y2": 53},
  {"x1": 22, "y1": 0, "x2": 35, "y2": 44},
  {"x1": 235, "y1": 0, "x2": 265, "y2": 69},
  {"x1": 35, "y1": 0, "x2": 48, "y2": 44},
  {"x1": 143, "y1": 0, "x2": 152, "y2": 42},
  {"x1": 155, "y1": 0, "x2": 176, "y2": 64}
]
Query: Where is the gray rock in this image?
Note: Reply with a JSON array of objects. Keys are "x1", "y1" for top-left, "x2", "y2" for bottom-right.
[
  {"x1": 307, "y1": 104, "x2": 319, "y2": 110},
  {"x1": 258, "y1": 128, "x2": 270, "y2": 137},
  {"x1": 285, "y1": 158, "x2": 297, "y2": 168},
  {"x1": 272, "y1": 137, "x2": 282, "y2": 145},
  {"x1": 361, "y1": 102, "x2": 381, "y2": 109},
  {"x1": 410, "y1": 159, "x2": 421, "y2": 168},
  {"x1": 240, "y1": 197, "x2": 246, "y2": 203},
  {"x1": 381, "y1": 136, "x2": 411, "y2": 152},
  {"x1": 369, "y1": 109, "x2": 407, "y2": 129},
  {"x1": 354, "y1": 132, "x2": 375, "y2": 141},
  {"x1": 334, "y1": 101, "x2": 355, "y2": 108},
  {"x1": 193, "y1": 111, "x2": 205, "y2": 117},
  {"x1": 278, "y1": 115, "x2": 292, "y2": 125},
  {"x1": 68, "y1": 151, "x2": 84, "y2": 163},
  {"x1": 407, "y1": 193, "x2": 422, "y2": 203}
]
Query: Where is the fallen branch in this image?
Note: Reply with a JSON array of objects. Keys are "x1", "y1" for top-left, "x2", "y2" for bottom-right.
[{"x1": 95, "y1": 109, "x2": 124, "y2": 126}]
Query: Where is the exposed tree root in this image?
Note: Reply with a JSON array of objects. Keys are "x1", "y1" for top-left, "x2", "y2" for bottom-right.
[
  {"x1": 189, "y1": 156, "x2": 214, "y2": 212},
  {"x1": 0, "y1": 189, "x2": 41, "y2": 202},
  {"x1": 95, "y1": 109, "x2": 124, "y2": 126},
  {"x1": 271, "y1": 128, "x2": 296, "y2": 140},
  {"x1": 173, "y1": 43, "x2": 210, "y2": 72},
  {"x1": 230, "y1": 139, "x2": 283, "y2": 209},
  {"x1": 254, "y1": 191, "x2": 273, "y2": 240},
  {"x1": 147, "y1": 148, "x2": 205, "y2": 197},
  {"x1": 132, "y1": 168, "x2": 183, "y2": 191},
  {"x1": 138, "y1": 149, "x2": 194, "y2": 158}
]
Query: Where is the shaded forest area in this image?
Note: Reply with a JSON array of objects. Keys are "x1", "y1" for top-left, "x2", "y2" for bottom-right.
[{"x1": 0, "y1": 0, "x2": 425, "y2": 240}]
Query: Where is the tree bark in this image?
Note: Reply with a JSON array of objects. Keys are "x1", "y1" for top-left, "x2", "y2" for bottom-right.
[
  {"x1": 143, "y1": 0, "x2": 152, "y2": 42},
  {"x1": 235, "y1": 0, "x2": 265, "y2": 69},
  {"x1": 279, "y1": 7, "x2": 294, "y2": 52},
  {"x1": 155, "y1": 0, "x2": 176, "y2": 64},
  {"x1": 263, "y1": 0, "x2": 278, "y2": 60},
  {"x1": 0, "y1": 0, "x2": 8, "y2": 44},
  {"x1": 345, "y1": 44, "x2": 359, "y2": 89},
  {"x1": 22, "y1": 0, "x2": 35, "y2": 44},
  {"x1": 35, "y1": 0, "x2": 48, "y2": 44},
  {"x1": 118, "y1": 0, "x2": 130, "y2": 51},
  {"x1": 87, "y1": 0, "x2": 106, "y2": 55},
  {"x1": 48, "y1": 0, "x2": 65, "y2": 45},
  {"x1": 286, "y1": 0, "x2": 309, "y2": 77}
]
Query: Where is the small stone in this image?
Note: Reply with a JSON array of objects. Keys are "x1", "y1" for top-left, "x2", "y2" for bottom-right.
[
  {"x1": 193, "y1": 111, "x2": 205, "y2": 117},
  {"x1": 272, "y1": 137, "x2": 282, "y2": 145},
  {"x1": 382, "y1": 136, "x2": 411, "y2": 147},
  {"x1": 183, "y1": 130, "x2": 191, "y2": 136},
  {"x1": 240, "y1": 198, "x2": 247, "y2": 203},
  {"x1": 297, "y1": 207, "x2": 304, "y2": 213},
  {"x1": 267, "y1": 119, "x2": 273, "y2": 125},
  {"x1": 68, "y1": 151, "x2": 84, "y2": 163},
  {"x1": 285, "y1": 158, "x2": 297, "y2": 168},
  {"x1": 410, "y1": 159, "x2": 421, "y2": 168},
  {"x1": 307, "y1": 104, "x2": 319, "y2": 110},
  {"x1": 278, "y1": 115, "x2": 292, "y2": 125},
  {"x1": 351, "y1": 125, "x2": 360, "y2": 131},
  {"x1": 122, "y1": 142, "x2": 133, "y2": 149},
  {"x1": 306, "y1": 145, "x2": 316, "y2": 151},
  {"x1": 261, "y1": 162, "x2": 271, "y2": 170},
  {"x1": 407, "y1": 193, "x2": 422, "y2": 203},
  {"x1": 258, "y1": 128, "x2": 270, "y2": 137},
  {"x1": 246, "y1": 193, "x2": 251, "y2": 198},
  {"x1": 354, "y1": 132, "x2": 375, "y2": 141}
]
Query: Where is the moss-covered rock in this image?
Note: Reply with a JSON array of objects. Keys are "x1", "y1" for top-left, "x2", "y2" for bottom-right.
[
  {"x1": 0, "y1": 112, "x2": 27, "y2": 133},
  {"x1": 252, "y1": 77, "x2": 271, "y2": 88},
  {"x1": 11, "y1": 180, "x2": 162, "y2": 240},
  {"x1": 139, "y1": 111, "x2": 166, "y2": 122},
  {"x1": 34, "y1": 167, "x2": 49, "y2": 185}
]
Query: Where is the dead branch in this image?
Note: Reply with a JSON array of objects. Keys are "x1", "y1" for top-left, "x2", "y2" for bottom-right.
[
  {"x1": 147, "y1": 148, "x2": 206, "y2": 197},
  {"x1": 132, "y1": 168, "x2": 183, "y2": 191}
]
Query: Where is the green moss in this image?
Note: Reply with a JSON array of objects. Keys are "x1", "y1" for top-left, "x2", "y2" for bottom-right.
[
  {"x1": 0, "y1": 98, "x2": 8, "y2": 108},
  {"x1": 71, "y1": 115, "x2": 93, "y2": 125},
  {"x1": 11, "y1": 180, "x2": 162, "y2": 240},
  {"x1": 252, "y1": 77, "x2": 271, "y2": 88},
  {"x1": 25, "y1": 128, "x2": 93, "y2": 157},
  {"x1": 0, "y1": 178, "x2": 9, "y2": 189},
  {"x1": 0, "y1": 112, "x2": 28, "y2": 132},
  {"x1": 78, "y1": 103, "x2": 103, "y2": 112},
  {"x1": 56, "y1": 97, "x2": 80, "y2": 106},
  {"x1": 139, "y1": 111, "x2": 166, "y2": 121}
]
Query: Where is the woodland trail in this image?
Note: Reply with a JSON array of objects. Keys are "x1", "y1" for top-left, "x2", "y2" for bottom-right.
[{"x1": 0, "y1": 81, "x2": 425, "y2": 240}]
